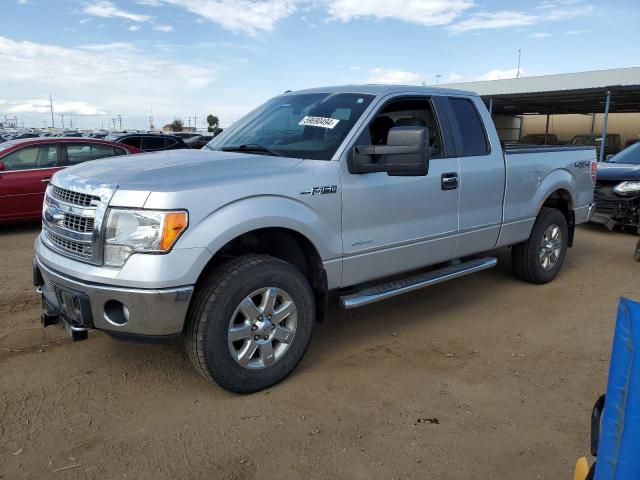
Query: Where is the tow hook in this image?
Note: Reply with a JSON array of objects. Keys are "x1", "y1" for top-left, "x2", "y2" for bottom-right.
[
  {"x1": 68, "y1": 329, "x2": 89, "y2": 342},
  {"x1": 41, "y1": 313, "x2": 60, "y2": 327},
  {"x1": 41, "y1": 313, "x2": 88, "y2": 341}
]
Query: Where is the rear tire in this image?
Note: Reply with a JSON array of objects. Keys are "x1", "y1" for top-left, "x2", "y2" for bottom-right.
[
  {"x1": 185, "y1": 254, "x2": 315, "y2": 394},
  {"x1": 512, "y1": 207, "x2": 568, "y2": 284}
]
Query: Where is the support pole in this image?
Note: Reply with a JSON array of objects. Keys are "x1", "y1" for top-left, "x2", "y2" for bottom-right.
[
  {"x1": 544, "y1": 113, "x2": 550, "y2": 145},
  {"x1": 590, "y1": 113, "x2": 596, "y2": 135},
  {"x1": 488, "y1": 97, "x2": 493, "y2": 115},
  {"x1": 599, "y1": 90, "x2": 611, "y2": 163}
]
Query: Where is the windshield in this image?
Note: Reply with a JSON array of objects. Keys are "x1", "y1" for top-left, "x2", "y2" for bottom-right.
[
  {"x1": 607, "y1": 141, "x2": 640, "y2": 164},
  {"x1": 205, "y1": 92, "x2": 375, "y2": 160}
]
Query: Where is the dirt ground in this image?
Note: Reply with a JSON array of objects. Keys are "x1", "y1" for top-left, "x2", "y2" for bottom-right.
[{"x1": 0, "y1": 223, "x2": 637, "y2": 479}]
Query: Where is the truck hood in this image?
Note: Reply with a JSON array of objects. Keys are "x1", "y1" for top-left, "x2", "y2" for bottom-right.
[
  {"x1": 596, "y1": 162, "x2": 640, "y2": 182},
  {"x1": 57, "y1": 149, "x2": 304, "y2": 191}
]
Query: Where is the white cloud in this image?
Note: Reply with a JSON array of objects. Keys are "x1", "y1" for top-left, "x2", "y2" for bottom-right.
[
  {"x1": 78, "y1": 42, "x2": 136, "y2": 51},
  {"x1": 529, "y1": 32, "x2": 551, "y2": 38},
  {"x1": 564, "y1": 29, "x2": 586, "y2": 35},
  {"x1": 368, "y1": 68, "x2": 421, "y2": 84},
  {"x1": 445, "y1": 73, "x2": 463, "y2": 82},
  {"x1": 7, "y1": 100, "x2": 105, "y2": 115},
  {"x1": 326, "y1": 0, "x2": 474, "y2": 27},
  {"x1": 83, "y1": 1, "x2": 151, "y2": 22},
  {"x1": 450, "y1": 11, "x2": 537, "y2": 32},
  {"x1": 128, "y1": 25, "x2": 141, "y2": 31},
  {"x1": 143, "y1": 0, "x2": 298, "y2": 35},
  {"x1": 477, "y1": 68, "x2": 523, "y2": 81},
  {"x1": 153, "y1": 24, "x2": 174, "y2": 32},
  {"x1": 450, "y1": 2, "x2": 593, "y2": 32},
  {"x1": 545, "y1": 4, "x2": 593, "y2": 20},
  {"x1": 0, "y1": 36, "x2": 216, "y2": 118},
  {"x1": 537, "y1": 0, "x2": 583, "y2": 9}
]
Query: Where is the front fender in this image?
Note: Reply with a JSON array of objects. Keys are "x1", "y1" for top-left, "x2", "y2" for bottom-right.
[{"x1": 178, "y1": 195, "x2": 342, "y2": 262}]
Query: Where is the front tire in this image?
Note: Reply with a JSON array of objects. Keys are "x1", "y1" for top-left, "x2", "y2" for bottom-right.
[
  {"x1": 512, "y1": 207, "x2": 569, "y2": 284},
  {"x1": 185, "y1": 254, "x2": 315, "y2": 393}
]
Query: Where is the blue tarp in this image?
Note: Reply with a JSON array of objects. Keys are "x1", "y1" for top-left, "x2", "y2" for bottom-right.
[{"x1": 595, "y1": 296, "x2": 640, "y2": 480}]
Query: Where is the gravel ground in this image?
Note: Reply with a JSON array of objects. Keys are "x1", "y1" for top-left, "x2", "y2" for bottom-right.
[{"x1": 0, "y1": 223, "x2": 637, "y2": 479}]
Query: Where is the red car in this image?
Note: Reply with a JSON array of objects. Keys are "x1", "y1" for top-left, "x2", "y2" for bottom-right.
[{"x1": 0, "y1": 137, "x2": 141, "y2": 223}]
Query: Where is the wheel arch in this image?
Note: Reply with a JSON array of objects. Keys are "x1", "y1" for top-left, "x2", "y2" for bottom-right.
[
  {"x1": 539, "y1": 187, "x2": 576, "y2": 246},
  {"x1": 193, "y1": 226, "x2": 330, "y2": 324},
  {"x1": 532, "y1": 169, "x2": 577, "y2": 247}
]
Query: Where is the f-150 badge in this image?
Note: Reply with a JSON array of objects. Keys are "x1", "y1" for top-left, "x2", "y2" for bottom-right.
[{"x1": 300, "y1": 185, "x2": 338, "y2": 195}]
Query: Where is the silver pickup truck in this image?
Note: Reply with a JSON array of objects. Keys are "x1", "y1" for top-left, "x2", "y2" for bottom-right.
[{"x1": 34, "y1": 85, "x2": 596, "y2": 392}]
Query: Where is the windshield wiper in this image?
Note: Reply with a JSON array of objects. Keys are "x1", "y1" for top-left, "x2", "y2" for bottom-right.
[{"x1": 221, "y1": 144, "x2": 281, "y2": 157}]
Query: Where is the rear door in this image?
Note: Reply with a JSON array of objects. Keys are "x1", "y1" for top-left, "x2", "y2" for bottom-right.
[
  {"x1": 445, "y1": 95, "x2": 505, "y2": 256},
  {"x1": 0, "y1": 144, "x2": 61, "y2": 221}
]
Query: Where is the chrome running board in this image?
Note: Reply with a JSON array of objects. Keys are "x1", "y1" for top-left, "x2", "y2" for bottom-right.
[{"x1": 339, "y1": 257, "x2": 497, "y2": 309}]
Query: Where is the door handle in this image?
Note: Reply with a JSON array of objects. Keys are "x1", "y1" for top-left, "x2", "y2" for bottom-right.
[
  {"x1": 441, "y1": 172, "x2": 458, "y2": 190},
  {"x1": 41, "y1": 178, "x2": 51, "y2": 183}
]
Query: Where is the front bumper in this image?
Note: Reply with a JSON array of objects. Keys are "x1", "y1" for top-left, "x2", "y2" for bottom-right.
[
  {"x1": 34, "y1": 257, "x2": 194, "y2": 337},
  {"x1": 592, "y1": 185, "x2": 640, "y2": 230}
]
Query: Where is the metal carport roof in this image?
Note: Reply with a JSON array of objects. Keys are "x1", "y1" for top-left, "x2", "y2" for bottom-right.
[{"x1": 442, "y1": 67, "x2": 640, "y2": 115}]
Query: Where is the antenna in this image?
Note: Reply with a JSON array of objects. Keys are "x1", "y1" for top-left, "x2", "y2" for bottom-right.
[
  {"x1": 435, "y1": 74, "x2": 442, "y2": 85},
  {"x1": 516, "y1": 48, "x2": 522, "y2": 78}
]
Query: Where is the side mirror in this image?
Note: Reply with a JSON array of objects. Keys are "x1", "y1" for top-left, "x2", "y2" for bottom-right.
[
  {"x1": 350, "y1": 126, "x2": 429, "y2": 176},
  {"x1": 606, "y1": 154, "x2": 613, "y2": 162},
  {"x1": 0, "y1": 162, "x2": 5, "y2": 172}
]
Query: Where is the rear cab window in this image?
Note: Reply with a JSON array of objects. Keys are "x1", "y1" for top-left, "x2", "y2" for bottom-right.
[{"x1": 447, "y1": 97, "x2": 490, "y2": 157}]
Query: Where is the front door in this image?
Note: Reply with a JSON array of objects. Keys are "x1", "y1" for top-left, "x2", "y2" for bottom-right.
[
  {"x1": 0, "y1": 144, "x2": 60, "y2": 221},
  {"x1": 340, "y1": 95, "x2": 460, "y2": 286}
]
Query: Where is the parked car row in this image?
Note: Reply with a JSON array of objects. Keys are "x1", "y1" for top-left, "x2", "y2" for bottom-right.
[
  {"x1": 0, "y1": 137, "x2": 141, "y2": 223},
  {"x1": 519, "y1": 132, "x2": 626, "y2": 157}
]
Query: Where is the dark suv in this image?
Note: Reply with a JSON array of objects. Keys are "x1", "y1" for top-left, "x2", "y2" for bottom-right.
[{"x1": 105, "y1": 133, "x2": 190, "y2": 152}]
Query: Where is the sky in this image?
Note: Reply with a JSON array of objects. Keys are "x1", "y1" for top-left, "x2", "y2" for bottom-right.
[{"x1": 1, "y1": 0, "x2": 638, "y2": 130}]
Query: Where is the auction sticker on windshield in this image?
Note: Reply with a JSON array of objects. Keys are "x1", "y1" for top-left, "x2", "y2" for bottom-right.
[{"x1": 298, "y1": 116, "x2": 340, "y2": 129}]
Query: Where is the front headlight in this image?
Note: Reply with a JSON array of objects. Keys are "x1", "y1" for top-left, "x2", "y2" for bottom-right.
[
  {"x1": 104, "y1": 209, "x2": 188, "y2": 267},
  {"x1": 613, "y1": 181, "x2": 640, "y2": 195}
]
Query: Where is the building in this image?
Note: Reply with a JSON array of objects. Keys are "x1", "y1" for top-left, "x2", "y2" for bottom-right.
[
  {"x1": 162, "y1": 124, "x2": 197, "y2": 133},
  {"x1": 443, "y1": 67, "x2": 640, "y2": 160}
]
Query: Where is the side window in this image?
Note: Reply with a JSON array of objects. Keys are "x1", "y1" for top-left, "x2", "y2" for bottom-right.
[
  {"x1": 90, "y1": 144, "x2": 118, "y2": 160},
  {"x1": 448, "y1": 97, "x2": 489, "y2": 156},
  {"x1": 1, "y1": 145, "x2": 57, "y2": 171},
  {"x1": 141, "y1": 136, "x2": 166, "y2": 151},
  {"x1": 65, "y1": 144, "x2": 93, "y2": 165},
  {"x1": 120, "y1": 137, "x2": 142, "y2": 149},
  {"x1": 366, "y1": 98, "x2": 444, "y2": 157}
]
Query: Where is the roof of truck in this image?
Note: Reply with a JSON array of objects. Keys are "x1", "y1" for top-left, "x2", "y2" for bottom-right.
[{"x1": 287, "y1": 84, "x2": 478, "y2": 97}]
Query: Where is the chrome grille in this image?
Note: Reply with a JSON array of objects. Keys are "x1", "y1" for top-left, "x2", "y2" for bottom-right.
[
  {"x1": 51, "y1": 185, "x2": 100, "y2": 207},
  {"x1": 63, "y1": 213, "x2": 94, "y2": 233},
  {"x1": 46, "y1": 230, "x2": 93, "y2": 258},
  {"x1": 42, "y1": 179, "x2": 115, "y2": 265}
]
